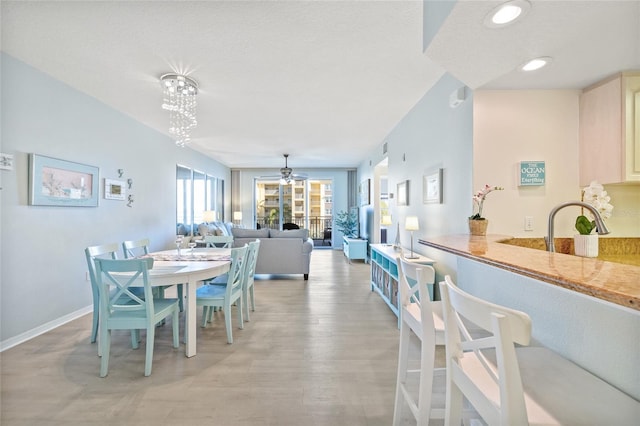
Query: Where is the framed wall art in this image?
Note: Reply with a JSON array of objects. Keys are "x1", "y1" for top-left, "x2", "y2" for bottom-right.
[
  {"x1": 29, "y1": 154, "x2": 99, "y2": 207},
  {"x1": 105, "y1": 178, "x2": 126, "y2": 200},
  {"x1": 423, "y1": 168, "x2": 443, "y2": 204},
  {"x1": 359, "y1": 178, "x2": 370, "y2": 206},
  {"x1": 397, "y1": 180, "x2": 409, "y2": 206}
]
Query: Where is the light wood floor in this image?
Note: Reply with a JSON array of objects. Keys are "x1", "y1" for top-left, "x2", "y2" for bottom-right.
[{"x1": 1, "y1": 249, "x2": 425, "y2": 425}]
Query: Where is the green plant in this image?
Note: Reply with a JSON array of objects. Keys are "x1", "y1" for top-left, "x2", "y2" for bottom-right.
[
  {"x1": 335, "y1": 210, "x2": 358, "y2": 238},
  {"x1": 575, "y1": 215, "x2": 595, "y2": 235}
]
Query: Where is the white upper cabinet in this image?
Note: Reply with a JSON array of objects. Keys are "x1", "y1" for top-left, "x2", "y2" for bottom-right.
[{"x1": 579, "y1": 71, "x2": 640, "y2": 185}]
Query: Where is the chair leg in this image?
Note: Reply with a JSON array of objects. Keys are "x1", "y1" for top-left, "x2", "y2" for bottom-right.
[
  {"x1": 224, "y1": 302, "x2": 233, "y2": 344},
  {"x1": 201, "y1": 306, "x2": 209, "y2": 327},
  {"x1": 144, "y1": 325, "x2": 154, "y2": 377},
  {"x1": 131, "y1": 329, "x2": 140, "y2": 349},
  {"x1": 172, "y1": 309, "x2": 179, "y2": 348},
  {"x1": 238, "y1": 298, "x2": 244, "y2": 330},
  {"x1": 417, "y1": 336, "x2": 436, "y2": 423},
  {"x1": 177, "y1": 284, "x2": 184, "y2": 312},
  {"x1": 90, "y1": 304, "x2": 99, "y2": 343},
  {"x1": 393, "y1": 323, "x2": 411, "y2": 425},
  {"x1": 243, "y1": 290, "x2": 250, "y2": 322},
  {"x1": 100, "y1": 329, "x2": 111, "y2": 378},
  {"x1": 445, "y1": 374, "x2": 464, "y2": 426},
  {"x1": 250, "y1": 285, "x2": 255, "y2": 312}
]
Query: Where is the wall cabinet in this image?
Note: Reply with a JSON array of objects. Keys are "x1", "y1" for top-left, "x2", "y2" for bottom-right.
[
  {"x1": 343, "y1": 237, "x2": 367, "y2": 263},
  {"x1": 370, "y1": 244, "x2": 435, "y2": 327},
  {"x1": 579, "y1": 71, "x2": 640, "y2": 185}
]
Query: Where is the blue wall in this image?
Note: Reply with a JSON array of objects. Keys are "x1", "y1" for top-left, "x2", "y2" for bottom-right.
[{"x1": 0, "y1": 53, "x2": 230, "y2": 347}]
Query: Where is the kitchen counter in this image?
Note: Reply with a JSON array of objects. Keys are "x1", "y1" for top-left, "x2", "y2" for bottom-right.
[{"x1": 419, "y1": 234, "x2": 640, "y2": 311}]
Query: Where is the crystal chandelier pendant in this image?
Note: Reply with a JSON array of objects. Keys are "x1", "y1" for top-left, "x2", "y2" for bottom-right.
[{"x1": 160, "y1": 73, "x2": 198, "y2": 147}]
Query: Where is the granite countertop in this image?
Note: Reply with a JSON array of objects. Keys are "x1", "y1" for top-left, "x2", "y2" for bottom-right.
[{"x1": 419, "y1": 234, "x2": 640, "y2": 311}]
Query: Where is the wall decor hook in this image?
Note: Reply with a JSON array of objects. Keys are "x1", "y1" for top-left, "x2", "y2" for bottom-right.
[
  {"x1": 127, "y1": 194, "x2": 134, "y2": 207},
  {"x1": 127, "y1": 178, "x2": 133, "y2": 189},
  {"x1": 118, "y1": 169, "x2": 124, "y2": 178}
]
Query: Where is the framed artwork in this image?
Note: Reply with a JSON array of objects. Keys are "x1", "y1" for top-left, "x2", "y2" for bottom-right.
[
  {"x1": 423, "y1": 168, "x2": 443, "y2": 204},
  {"x1": 29, "y1": 154, "x2": 99, "y2": 207},
  {"x1": 397, "y1": 180, "x2": 409, "y2": 206},
  {"x1": 359, "y1": 178, "x2": 370, "y2": 206},
  {"x1": 105, "y1": 178, "x2": 126, "y2": 200}
]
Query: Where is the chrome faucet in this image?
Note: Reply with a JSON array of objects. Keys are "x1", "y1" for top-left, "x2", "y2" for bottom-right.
[{"x1": 545, "y1": 201, "x2": 610, "y2": 252}]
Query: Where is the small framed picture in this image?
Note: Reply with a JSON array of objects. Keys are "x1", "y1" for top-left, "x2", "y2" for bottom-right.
[
  {"x1": 105, "y1": 178, "x2": 126, "y2": 201},
  {"x1": 423, "y1": 168, "x2": 443, "y2": 204},
  {"x1": 397, "y1": 180, "x2": 409, "y2": 206}
]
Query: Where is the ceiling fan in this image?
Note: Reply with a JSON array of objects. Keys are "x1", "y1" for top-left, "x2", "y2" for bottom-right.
[{"x1": 260, "y1": 154, "x2": 307, "y2": 184}]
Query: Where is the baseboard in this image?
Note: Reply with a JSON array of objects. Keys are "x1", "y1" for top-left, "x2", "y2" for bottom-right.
[{"x1": 0, "y1": 305, "x2": 92, "y2": 352}]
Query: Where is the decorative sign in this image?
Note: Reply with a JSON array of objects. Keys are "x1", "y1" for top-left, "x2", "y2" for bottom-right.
[{"x1": 520, "y1": 161, "x2": 545, "y2": 186}]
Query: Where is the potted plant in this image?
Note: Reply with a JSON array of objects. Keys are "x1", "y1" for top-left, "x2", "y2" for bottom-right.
[
  {"x1": 335, "y1": 210, "x2": 358, "y2": 238},
  {"x1": 469, "y1": 184, "x2": 503, "y2": 236},
  {"x1": 574, "y1": 181, "x2": 613, "y2": 257}
]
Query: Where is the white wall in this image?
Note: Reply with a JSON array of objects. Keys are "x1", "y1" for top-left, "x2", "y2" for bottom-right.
[
  {"x1": 359, "y1": 73, "x2": 474, "y2": 288},
  {"x1": 0, "y1": 53, "x2": 230, "y2": 348},
  {"x1": 474, "y1": 90, "x2": 640, "y2": 238},
  {"x1": 473, "y1": 90, "x2": 582, "y2": 237}
]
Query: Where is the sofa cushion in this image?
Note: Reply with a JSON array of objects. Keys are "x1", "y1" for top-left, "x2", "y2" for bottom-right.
[
  {"x1": 232, "y1": 228, "x2": 270, "y2": 239},
  {"x1": 269, "y1": 229, "x2": 309, "y2": 240},
  {"x1": 198, "y1": 223, "x2": 222, "y2": 237}
]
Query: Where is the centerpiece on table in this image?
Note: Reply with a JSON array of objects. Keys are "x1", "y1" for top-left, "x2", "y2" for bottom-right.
[
  {"x1": 469, "y1": 184, "x2": 504, "y2": 236},
  {"x1": 574, "y1": 181, "x2": 613, "y2": 257}
]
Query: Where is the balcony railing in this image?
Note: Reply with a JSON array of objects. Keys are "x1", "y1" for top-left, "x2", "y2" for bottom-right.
[{"x1": 256, "y1": 215, "x2": 332, "y2": 240}]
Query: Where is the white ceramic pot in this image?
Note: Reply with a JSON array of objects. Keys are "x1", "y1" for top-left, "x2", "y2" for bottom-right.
[{"x1": 574, "y1": 234, "x2": 599, "y2": 258}]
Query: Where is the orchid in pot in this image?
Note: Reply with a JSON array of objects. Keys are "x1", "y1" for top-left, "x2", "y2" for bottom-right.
[
  {"x1": 469, "y1": 185, "x2": 504, "y2": 235},
  {"x1": 574, "y1": 181, "x2": 613, "y2": 257}
]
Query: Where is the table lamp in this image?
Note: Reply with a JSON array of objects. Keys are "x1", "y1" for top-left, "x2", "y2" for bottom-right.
[
  {"x1": 203, "y1": 210, "x2": 216, "y2": 224},
  {"x1": 380, "y1": 215, "x2": 392, "y2": 244},
  {"x1": 233, "y1": 211, "x2": 242, "y2": 225},
  {"x1": 405, "y1": 216, "x2": 419, "y2": 259}
]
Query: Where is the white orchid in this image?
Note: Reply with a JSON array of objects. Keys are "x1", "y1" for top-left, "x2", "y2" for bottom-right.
[{"x1": 582, "y1": 181, "x2": 613, "y2": 219}]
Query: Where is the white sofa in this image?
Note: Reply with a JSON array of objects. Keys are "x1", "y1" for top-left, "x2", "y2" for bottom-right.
[{"x1": 231, "y1": 228, "x2": 313, "y2": 280}]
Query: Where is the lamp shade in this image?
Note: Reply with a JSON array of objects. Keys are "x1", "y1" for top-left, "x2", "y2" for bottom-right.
[
  {"x1": 381, "y1": 215, "x2": 392, "y2": 226},
  {"x1": 233, "y1": 211, "x2": 243, "y2": 221},
  {"x1": 203, "y1": 210, "x2": 216, "y2": 223},
  {"x1": 405, "y1": 216, "x2": 419, "y2": 231}
]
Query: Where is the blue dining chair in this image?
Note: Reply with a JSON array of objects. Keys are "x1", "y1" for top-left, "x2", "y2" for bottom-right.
[
  {"x1": 94, "y1": 257, "x2": 180, "y2": 377},
  {"x1": 204, "y1": 235, "x2": 234, "y2": 248},
  {"x1": 196, "y1": 245, "x2": 248, "y2": 343},
  {"x1": 122, "y1": 238, "x2": 184, "y2": 312},
  {"x1": 85, "y1": 243, "x2": 141, "y2": 351}
]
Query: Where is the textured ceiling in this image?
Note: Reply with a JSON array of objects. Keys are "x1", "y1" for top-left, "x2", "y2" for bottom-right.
[{"x1": 2, "y1": 1, "x2": 639, "y2": 169}]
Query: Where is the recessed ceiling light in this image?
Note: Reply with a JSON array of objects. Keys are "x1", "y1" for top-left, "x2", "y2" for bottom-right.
[
  {"x1": 521, "y1": 56, "x2": 553, "y2": 71},
  {"x1": 484, "y1": 0, "x2": 531, "y2": 28}
]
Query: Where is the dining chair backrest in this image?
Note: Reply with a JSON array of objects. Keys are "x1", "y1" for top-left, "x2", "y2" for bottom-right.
[
  {"x1": 439, "y1": 275, "x2": 532, "y2": 426},
  {"x1": 225, "y1": 245, "x2": 248, "y2": 298},
  {"x1": 95, "y1": 257, "x2": 156, "y2": 318},
  {"x1": 242, "y1": 240, "x2": 260, "y2": 289},
  {"x1": 122, "y1": 238, "x2": 150, "y2": 259},
  {"x1": 204, "y1": 235, "x2": 234, "y2": 248},
  {"x1": 84, "y1": 243, "x2": 120, "y2": 343}
]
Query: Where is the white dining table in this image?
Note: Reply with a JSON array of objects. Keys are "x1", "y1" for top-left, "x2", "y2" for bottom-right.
[{"x1": 144, "y1": 248, "x2": 231, "y2": 357}]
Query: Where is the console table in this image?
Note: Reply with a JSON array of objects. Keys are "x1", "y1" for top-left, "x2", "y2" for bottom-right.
[
  {"x1": 370, "y1": 244, "x2": 435, "y2": 326},
  {"x1": 343, "y1": 236, "x2": 367, "y2": 263}
]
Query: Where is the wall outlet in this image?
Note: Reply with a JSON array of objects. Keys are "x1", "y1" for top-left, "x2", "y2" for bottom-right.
[{"x1": 524, "y1": 216, "x2": 534, "y2": 231}]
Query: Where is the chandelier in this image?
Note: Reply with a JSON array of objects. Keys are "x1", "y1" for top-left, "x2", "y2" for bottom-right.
[{"x1": 160, "y1": 73, "x2": 198, "y2": 147}]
